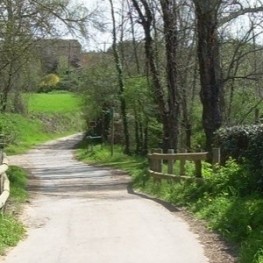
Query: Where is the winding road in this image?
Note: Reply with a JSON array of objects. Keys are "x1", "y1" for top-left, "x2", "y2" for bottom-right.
[{"x1": 2, "y1": 134, "x2": 209, "y2": 263}]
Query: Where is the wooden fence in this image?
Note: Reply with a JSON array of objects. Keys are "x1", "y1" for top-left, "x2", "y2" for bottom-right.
[
  {"x1": 0, "y1": 153, "x2": 9, "y2": 210},
  {"x1": 148, "y1": 148, "x2": 220, "y2": 183}
]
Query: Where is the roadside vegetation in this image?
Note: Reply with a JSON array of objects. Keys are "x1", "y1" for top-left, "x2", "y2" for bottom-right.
[{"x1": 0, "y1": 166, "x2": 28, "y2": 255}]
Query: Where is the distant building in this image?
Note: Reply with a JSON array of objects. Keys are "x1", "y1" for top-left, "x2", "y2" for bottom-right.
[{"x1": 35, "y1": 39, "x2": 82, "y2": 73}]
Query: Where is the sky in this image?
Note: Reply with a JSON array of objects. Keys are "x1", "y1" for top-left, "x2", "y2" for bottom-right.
[
  {"x1": 72, "y1": 0, "x2": 115, "y2": 51},
  {"x1": 68, "y1": 0, "x2": 263, "y2": 52}
]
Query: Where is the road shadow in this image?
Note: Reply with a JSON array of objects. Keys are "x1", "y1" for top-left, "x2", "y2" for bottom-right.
[
  {"x1": 37, "y1": 134, "x2": 84, "y2": 151},
  {"x1": 127, "y1": 184, "x2": 180, "y2": 213}
]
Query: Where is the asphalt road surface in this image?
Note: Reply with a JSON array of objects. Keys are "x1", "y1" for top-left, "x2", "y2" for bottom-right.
[{"x1": 2, "y1": 134, "x2": 209, "y2": 263}]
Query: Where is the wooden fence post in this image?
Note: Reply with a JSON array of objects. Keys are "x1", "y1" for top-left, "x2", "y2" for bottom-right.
[
  {"x1": 195, "y1": 160, "x2": 202, "y2": 178},
  {"x1": 0, "y1": 149, "x2": 3, "y2": 195},
  {"x1": 167, "y1": 149, "x2": 174, "y2": 174},
  {"x1": 179, "y1": 149, "x2": 186, "y2": 176},
  {"x1": 212, "y1": 148, "x2": 221, "y2": 166},
  {"x1": 154, "y1": 148, "x2": 163, "y2": 173}
]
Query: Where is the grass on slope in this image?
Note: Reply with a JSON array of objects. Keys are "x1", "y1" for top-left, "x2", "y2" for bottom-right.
[
  {"x1": 3, "y1": 92, "x2": 84, "y2": 155},
  {"x1": 26, "y1": 92, "x2": 82, "y2": 113},
  {"x1": 2, "y1": 113, "x2": 51, "y2": 154}
]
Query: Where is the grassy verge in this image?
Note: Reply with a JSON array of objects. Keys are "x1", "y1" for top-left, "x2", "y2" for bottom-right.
[
  {"x1": 76, "y1": 143, "x2": 147, "y2": 177},
  {"x1": 76, "y1": 142, "x2": 263, "y2": 263},
  {"x1": 0, "y1": 166, "x2": 28, "y2": 255}
]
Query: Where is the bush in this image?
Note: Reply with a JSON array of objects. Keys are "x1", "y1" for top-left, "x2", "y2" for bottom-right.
[
  {"x1": 214, "y1": 124, "x2": 263, "y2": 190},
  {"x1": 214, "y1": 125, "x2": 262, "y2": 161},
  {"x1": 38, "y1": 74, "x2": 60, "y2": 93}
]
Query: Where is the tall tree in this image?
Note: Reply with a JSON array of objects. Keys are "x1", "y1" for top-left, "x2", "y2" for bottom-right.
[
  {"x1": 160, "y1": 0, "x2": 180, "y2": 151},
  {"x1": 131, "y1": 0, "x2": 180, "y2": 151},
  {"x1": 193, "y1": 0, "x2": 263, "y2": 151},
  {"x1": 193, "y1": 0, "x2": 223, "y2": 153},
  {"x1": 109, "y1": 0, "x2": 130, "y2": 154}
]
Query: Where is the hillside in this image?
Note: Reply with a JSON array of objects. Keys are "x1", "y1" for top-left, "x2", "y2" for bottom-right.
[{"x1": 1, "y1": 92, "x2": 84, "y2": 154}]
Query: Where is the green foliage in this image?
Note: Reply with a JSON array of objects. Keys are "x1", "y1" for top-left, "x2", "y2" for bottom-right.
[
  {"x1": 38, "y1": 74, "x2": 60, "y2": 93},
  {"x1": 7, "y1": 166, "x2": 28, "y2": 203},
  {"x1": 0, "y1": 215, "x2": 25, "y2": 254},
  {"x1": 125, "y1": 77, "x2": 161, "y2": 149},
  {"x1": 215, "y1": 125, "x2": 263, "y2": 190},
  {"x1": 214, "y1": 125, "x2": 256, "y2": 161},
  {"x1": 78, "y1": 53, "x2": 118, "y2": 121}
]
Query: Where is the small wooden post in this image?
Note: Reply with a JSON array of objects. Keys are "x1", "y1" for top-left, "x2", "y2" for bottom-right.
[
  {"x1": 154, "y1": 148, "x2": 163, "y2": 173},
  {"x1": 167, "y1": 149, "x2": 174, "y2": 174},
  {"x1": 0, "y1": 174, "x2": 3, "y2": 195},
  {"x1": 151, "y1": 148, "x2": 163, "y2": 183},
  {"x1": 0, "y1": 149, "x2": 3, "y2": 195},
  {"x1": 110, "y1": 108, "x2": 114, "y2": 156},
  {"x1": 195, "y1": 160, "x2": 202, "y2": 178},
  {"x1": 148, "y1": 149, "x2": 154, "y2": 171},
  {"x1": 212, "y1": 148, "x2": 221, "y2": 166},
  {"x1": 179, "y1": 149, "x2": 186, "y2": 176}
]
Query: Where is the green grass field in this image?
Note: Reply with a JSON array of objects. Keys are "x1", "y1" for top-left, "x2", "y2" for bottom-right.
[{"x1": 26, "y1": 92, "x2": 83, "y2": 113}]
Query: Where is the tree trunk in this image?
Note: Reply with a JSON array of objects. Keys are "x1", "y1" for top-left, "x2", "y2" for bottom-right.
[
  {"x1": 194, "y1": 0, "x2": 223, "y2": 152},
  {"x1": 109, "y1": 0, "x2": 130, "y2": 154},
  {"x1": 131, "y1": 0, "x2": 170, "y2": 151},
  {"x1": 132, "y1": 0, "x2": 181, "y2": 152},
  {"x1": 160, "y1": 0, "x2": 180, "y2": 151}
]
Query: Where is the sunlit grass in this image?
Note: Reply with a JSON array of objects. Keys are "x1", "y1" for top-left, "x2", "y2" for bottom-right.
[
  {"x1": 76, "y1": 143, "x2": 147, "y2": 178},
  {"x1": 26, "y1": 92, "x2": 83, "y2": 113}
]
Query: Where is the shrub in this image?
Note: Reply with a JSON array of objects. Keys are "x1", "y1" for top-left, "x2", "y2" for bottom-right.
[
  {"x1": 214, "y1": 125, "x2": 263, "y2": 162},
  {"x1": 214, "y1": 124, "x2": 263, "y2": 190},
  {"x1": 38, "y1": 73, "x2": 60, "y2": 93}
]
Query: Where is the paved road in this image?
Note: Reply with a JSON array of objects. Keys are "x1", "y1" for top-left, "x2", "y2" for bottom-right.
[{"x1": 2, "y1": 134, "x2": 209, "y2": 263}]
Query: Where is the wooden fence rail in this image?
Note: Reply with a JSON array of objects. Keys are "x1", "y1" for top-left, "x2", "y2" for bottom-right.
[
  {"x1": 148, "y1": 148, "x2": 220, "y2": 182},
  {"x1": 0, "y1": 153, "x2": 9, "y2": 210}
]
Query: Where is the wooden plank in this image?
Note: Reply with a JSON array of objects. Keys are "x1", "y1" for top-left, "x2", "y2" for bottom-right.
[
  {"x1": 149, "y1": 170, "x2": 203, "y2": 183},
  {"x1": 152, "y1": 149, "x2": 163, "y2": 173},
  {"x1": 0, "y1": 173, "x2": 10, "y2": 209},
  {"x1": 212, "y1": 148, "x2": 221, "y2": 165},
  {"x1": 0, "y1": 163, "x2": 8, "y2": 175},
  {"x1": 0, "y1": 174, "x2": 3, "y2": 194},
  {"x1": 149, "y1": 152, "x2": 208, "y2": 161},
  {"x1": 195, "y1": 160, "x2": 202, "y2": 178},
  {"x1": 180, "y1": 159, "x2": 186, "y2": 175}
]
